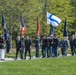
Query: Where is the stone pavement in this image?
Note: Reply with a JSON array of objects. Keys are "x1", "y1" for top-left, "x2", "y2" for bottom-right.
[
  {"x1": 0, "y1": 54, "x2": 71, "y2": 62},
  {"x1": 0, "y1": 56, "x2": 42, "y2": 62}
]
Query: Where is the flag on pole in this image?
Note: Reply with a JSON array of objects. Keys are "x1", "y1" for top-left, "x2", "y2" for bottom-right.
[
  {"x1": 47, "y1": 12, "x2": 61, "y2": 26},
  {"x1": 36, "y1": 16, "x2": 40, "y2": 37},
  {"x1": 50, "y1": 24, "x2": 54, "y2": 35},
  {"x1": 2, "y1": 12, "x2": 7, "y2": 41},
  {"x1": 20, "y1": 13, "x2": 26, "y2": 37},
  {"x1": 63, "y1": 18, "x2": 68, "y2": 37}
]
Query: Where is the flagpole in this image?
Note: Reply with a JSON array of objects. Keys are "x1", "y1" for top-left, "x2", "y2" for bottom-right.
[
  {"x1": 44, "y1": 0, "x2": 47, "y2": 21},
  {"x1": 10, "y1": 0, "x2": 13, "y2": 50},
  {"x1": 11, "y1": 9, "x2": 12, "y2": 51}
]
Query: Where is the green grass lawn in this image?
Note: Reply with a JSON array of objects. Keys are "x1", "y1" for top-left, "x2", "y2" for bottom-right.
[{"x1": 0, "y1": 56, "x2": 76, "y2": 75}]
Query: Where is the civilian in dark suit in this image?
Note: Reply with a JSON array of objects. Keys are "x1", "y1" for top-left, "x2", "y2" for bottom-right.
[
  {"x1": 15, "y1": 36, "x2": 23, "y2": 60},
  {"x1": 24, "y1": 36, "x2": 32, "y2": 59}
]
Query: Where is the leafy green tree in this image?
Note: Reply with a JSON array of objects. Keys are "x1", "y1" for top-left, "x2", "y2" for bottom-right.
[{"x1": 0, "y1": 0, "x2": 76, "y2": 41}]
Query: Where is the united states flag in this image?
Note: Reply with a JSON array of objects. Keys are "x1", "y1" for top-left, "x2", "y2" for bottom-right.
[
  {"x1": 20, "y1": 13, "x2": 26, "y2": 37},
  {"x1": 36, "y1": 16, "x2": 40, "y2": 37}
]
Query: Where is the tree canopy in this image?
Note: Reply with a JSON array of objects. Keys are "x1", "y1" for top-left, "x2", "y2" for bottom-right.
[{"x1": 0, "y1": 0, "x2": 76, "y2": 40}]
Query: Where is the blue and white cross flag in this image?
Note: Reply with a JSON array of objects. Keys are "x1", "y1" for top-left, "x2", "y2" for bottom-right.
[{"x1": 47, "y1": 12, "x2": 61, "y2": 26}]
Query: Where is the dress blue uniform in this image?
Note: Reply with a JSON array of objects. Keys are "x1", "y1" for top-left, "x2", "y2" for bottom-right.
[
  {"x1": 52, "y1": 36, "x2": 59, "y2": 57},
  {"x1": 47, "y1": 37, "x2": 53, "y2": 57},
  {"x1": 42, "y1": 36, "x2": 47, "y2": 58},
  {"x1": 47, "y1": 37, "x2": 51, "y2": 57},
  {"x1": 21, "y1": 37, "x2": 25, "y2": 54},
  {"x1": 6, "y1": 34, "x2": 11, "y2": 53},
  {"x1": 35, "y1": 37, "x2": 40, "y2": 57},
  {"x1": 24, "y1": 38, "x2": 32, "y2": 59},
  {"x1": 70, "y1": 37, "x2": 74, "y2": 56},
  {"x1": 60, "y1": 39, "x2": 64, "y2": 56},
  {"x1": 61, "y1": 38, "x2": 68, "y2": 56},
  {"x1": 15, "y1": 37, "x2": 23, "y2": 60},
  {"x1": 0, "y1": 35, "x2": 5, "y2": 60},
  {"x1": 73, "y1": 37, "x2": 76, "y2": 55},
  {"x1": 0, "y1": 37, "x2": 4, "y2": 49}
]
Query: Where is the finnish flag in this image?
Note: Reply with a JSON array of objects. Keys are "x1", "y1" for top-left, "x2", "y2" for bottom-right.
[{"x1": 47, "y1": 12, "x2": 61, "y2": 26}]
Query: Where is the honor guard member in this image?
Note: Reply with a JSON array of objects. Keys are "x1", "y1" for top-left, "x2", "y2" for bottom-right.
[
  {"x1": 49, "y1": 35, "x2": 53, "y2": 57},
  {"x1": 70, "y1": 35, "x2": 75, "y2": 56},
  {"x1": 24, "y1": 36, "x2": 32, "y2": 59},
  {"x1": 73, "y1": 35, "x2": 76, "y2": 55},
  {"x1": 20, "y1": 36, "x2": 25, "y2": 54},
  {"x1": 47, "y1": 36, "x2": 51, "y2": 57},
  {"x1": 6, "y1": 33, "x2": 11, "y2": 53},
  {"x1": 35, "y1": 34, "x2": 40, "y2": 57},
  {"x1": 61, "y1": 37, "x2": 68, "y2": 56},
  {"x1": 42, "y1": 36, "x2": 47, "y2": 58},
  {"x1": 0, "y1": 35, "x2": 5, "y2": 60},
  {"x1": 52, "y1": 35, "x2": 59, "y2": 57},
  {"x1": 15, "y1": 36, "x2": 23, "y2": 60},
  {"x1": 60, "y1": 37, "x2": 64, "y2": 56}
]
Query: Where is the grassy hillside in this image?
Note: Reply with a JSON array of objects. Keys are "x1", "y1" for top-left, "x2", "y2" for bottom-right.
[{"x1": 0, "y1": 56, "x2": 76, "y2": 75}]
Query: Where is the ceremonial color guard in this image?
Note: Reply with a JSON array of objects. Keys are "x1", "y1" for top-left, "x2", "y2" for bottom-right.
[
  {"x1": 0, "y1": 35, "x2": 5, "y2": 60},
  {"x1": 42, "y1": 36, "x2": 47, "y2": 58},
  {"x1": 15, "y1": 36, "x2": 23, "y2": 60},
  {"x1": 52, "y1": 35, "x2": 59, "y2": 57},
  {"x1": 35, "y1": 34, "x2": 40, "y2": 57},
  {"x1": 24, "y1": 36, "x2": 32, "y2": 59}
]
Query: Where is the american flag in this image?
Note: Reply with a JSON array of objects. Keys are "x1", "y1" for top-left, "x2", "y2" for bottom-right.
[
  {"x1": 20, "y1": 13, "x2": 26, "y2": 37},
  {"x1": 36, "y1": 16, "x2": 40, "y2": 37}
]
